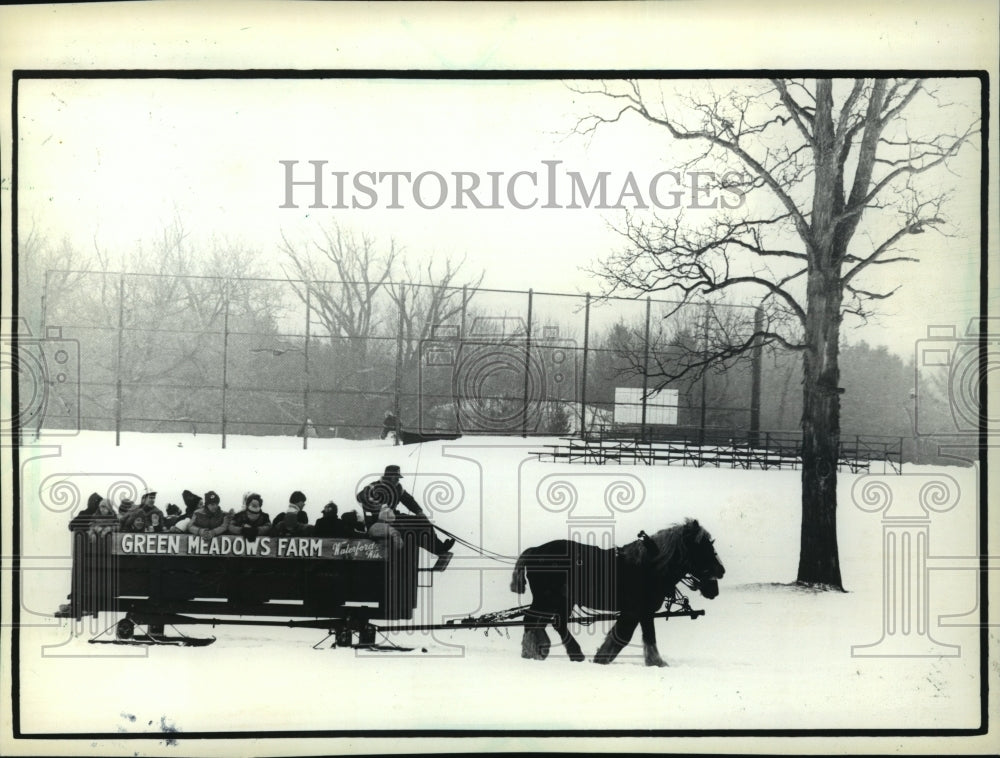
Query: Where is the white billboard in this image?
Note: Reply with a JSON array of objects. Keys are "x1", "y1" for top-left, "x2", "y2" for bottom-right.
[{"x1": 613, "y1": 387, "x2": 679, "y2": 425}]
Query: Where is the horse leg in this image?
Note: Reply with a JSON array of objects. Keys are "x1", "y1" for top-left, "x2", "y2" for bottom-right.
[
  {"x1": 593, "y1": 614, "x2": 638, "y2": 664},
  {"x1": 551, "y1": 608, "x2": 585, "y2": 662},
  {"x1": 639, "y1": 615, "x2": 667, "y2": 667},
  {"x1": 521, "y1": 608, "x2": 551, "y2": 661}
]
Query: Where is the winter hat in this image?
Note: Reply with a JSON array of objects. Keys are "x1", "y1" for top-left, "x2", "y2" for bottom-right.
[
  {"x1": 182, "y1": 489, "x2": 202, "y2": 511},
  {"x1": 382, "y1": 465, "x2": 402, "y2": 479},
  {"x1": 204, "y1": 491, "x2": 221, "y2": 506},
  {"x1": 289, "y1": 491, "x2": 307, "y2": 506},
  {"x1": 245, "y1": 493, "x2": 263, "y2": 508},
  {"x1": 85, "y1": 492, "x2": 103, "y2": 513},
  {"x1": 119, "y1": 498, "x2": 135, "y2": 514},
  {"x1": 165, "y1": 503, "x2": 182, "y2": 517}
]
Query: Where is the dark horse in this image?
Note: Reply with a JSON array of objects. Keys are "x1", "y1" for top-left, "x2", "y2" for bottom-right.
[{"x1": 510, "y1": 519, "x2": 725, "y2": 665}]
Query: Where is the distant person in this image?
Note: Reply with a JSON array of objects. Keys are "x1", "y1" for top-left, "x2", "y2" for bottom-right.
[
  {"x1": 380, "y1": 410, "x2": 399, "y2": 440},
  {"x1": 228, "y1": 492, "x2": 271, "y2": 540},
  {"x1": 187, "y1": 490, "x2": 233, "y2": 540},
  {"x1": 355, "y1": 465, "x2": 453, "y2": 557}
]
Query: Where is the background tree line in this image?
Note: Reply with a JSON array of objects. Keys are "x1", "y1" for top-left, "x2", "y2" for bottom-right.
[{"x1": 19, "y1": 220, "x2": 959, "y2": 453}]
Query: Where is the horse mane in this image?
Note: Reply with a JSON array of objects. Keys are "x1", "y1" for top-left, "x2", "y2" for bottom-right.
[{"x1": 620, "y1": 518, "x2": 705, "y2": 580}]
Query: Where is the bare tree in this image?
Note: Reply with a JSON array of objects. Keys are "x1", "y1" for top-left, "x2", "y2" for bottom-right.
[
  {"x1": 279, "y1": 222, "x2": 484, "y2": 434},
  {"x1": 280, "y1": 223, "x2": 400, "y2": 360},
  {"x1": 37, "y1": 221, "x2": 282, "y2": 432},
  {"x1": 575, "y1": 78, "x2": 979, "y2": 589},
  {"x1": 391, "y1": 256, "x2": 484, "y2": 375}
]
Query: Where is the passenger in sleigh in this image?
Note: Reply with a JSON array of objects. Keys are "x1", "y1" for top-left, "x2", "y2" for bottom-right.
[
  {"x1": 120, "y1": 491, "x2": 166, "y2": 533},
  {"x1": 228, "y1": 492, "x2": 271, "y2": 540},
  {"x1": 120, "y1": 511, "x2": 166, "y2": 533},
  {"x1": 162, "y1": 503, "x2": 185, "y2": 530},
  {"x1": 186, "y1": 491, "x2": 233, "y2": 540},
  {"x1": 314, "y1": 501, "x2": 355, "y2": 538},
  {"x1": 270, "y1": 511, "x2": 312, "y2": 537},
  {"x1": 87, "y1": 498, "x2": 119, "y2": 541},
  {"x1": 340, "y1": 509, "x2": 368, "y2": 537},
  {"x1": 367, "y1": 505, "x2": 404, "y2": 550},
  {"x1": 68, "y1": 492, "x2": 104, "y2": 531},
  {"x1": 271, "y1": 491, "x2": 309, "y2": 530},
  {"x1": 356, "y1": 465, "x2": 454, "y2": 557},
  {"x1": 181, "y1": 489, "x2": 203, "y2": 518}
]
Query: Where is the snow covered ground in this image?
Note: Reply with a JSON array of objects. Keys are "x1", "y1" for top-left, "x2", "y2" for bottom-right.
[{"x1": 7, "y1": 430, "x2": 996, "y2": 754}]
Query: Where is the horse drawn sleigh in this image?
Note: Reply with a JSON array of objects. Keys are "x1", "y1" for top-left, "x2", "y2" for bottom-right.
[{"x1": 61, "y1": 519, "x2": 725, "y2": 665}]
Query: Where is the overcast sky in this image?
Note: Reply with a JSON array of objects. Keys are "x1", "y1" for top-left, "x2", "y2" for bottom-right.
[{"x1": 17, "y1": 75, "x2": 984, "y2": 357}]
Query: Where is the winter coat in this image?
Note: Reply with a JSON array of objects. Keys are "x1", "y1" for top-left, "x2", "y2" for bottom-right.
[
  {"x1": 87, "y1": 512, "x2": 119, "y2": 538},
  {"x1": 339, "y1": 512, "x2": 368, "y2": 536},
  {"x1": 366, "y1": 520, "x2": 403, "y2": 550},
  {"x1": 69, "y1": 492, "x2": 104, "y2": 531},
  {"x1": 228, "y1": 509, "x2": 272, "y2": 539},
  {"x1": 270, "y1": 516, "x2": 312, "y2": 538},
  {"x1": 313, "y1": 513, "x2": 353, "y2": 538},
  {"x1": 187, "y1": 506, "x2": 231, "y2": 538},
  {"x1": 271, "y1": 509, "x2": 309, "y2": 529},
  {"x1": 181, "y1": 489, "x2": 203, "y2": 517},
  {"x1": 120, "y1": 504, "x2": 166, "y2": 533},
  {"x1": 356, "y1": 478, "x2": 423, "y2": 525}
]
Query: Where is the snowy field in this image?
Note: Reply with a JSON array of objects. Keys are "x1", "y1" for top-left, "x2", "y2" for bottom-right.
[{"x1": 8, "y1": 430, "x2": 995, "y2": 754}]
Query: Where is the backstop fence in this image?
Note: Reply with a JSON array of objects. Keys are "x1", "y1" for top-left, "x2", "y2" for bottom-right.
[{"x1": 20, "y1": 269, "x2": 908, "y2": 467}]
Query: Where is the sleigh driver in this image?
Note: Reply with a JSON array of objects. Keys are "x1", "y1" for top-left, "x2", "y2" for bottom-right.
[{"x1": 356, "y1": 465, "x2": 454, "y2": 569}]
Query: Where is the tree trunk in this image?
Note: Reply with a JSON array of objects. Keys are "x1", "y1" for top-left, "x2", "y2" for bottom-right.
[{"x1": 797, "y1": 266, "x2": 845, "y2": 590}]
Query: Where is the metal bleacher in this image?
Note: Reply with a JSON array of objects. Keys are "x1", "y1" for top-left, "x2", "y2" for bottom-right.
[{"x1": 532, "y1": 429, "x2": 904, "y2": 474}]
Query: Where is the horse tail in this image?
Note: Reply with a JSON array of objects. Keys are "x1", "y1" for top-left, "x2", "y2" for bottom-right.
[{"x1": 510, "y1": 548, "x2": 531, "y2": 594}]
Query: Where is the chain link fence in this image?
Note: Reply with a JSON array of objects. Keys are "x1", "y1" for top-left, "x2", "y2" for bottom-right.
[
  {"x1": 24, "y1": 270, "x2": 795, "y2": 447},
  {"x1": 21, "y1": 268, "x2": 911, "y2": 471}
]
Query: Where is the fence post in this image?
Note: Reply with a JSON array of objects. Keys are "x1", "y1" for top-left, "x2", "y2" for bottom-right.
[
  {"x1": 749, "y1": 306, "x2": 763, "y2": 447},
  {"x1": 221, "y1": 281, "x2": 230, "y2": 450},
  {"x1": 394, "y1": 284, "x2": 405, "y2": 445},
  {"x1": 641, "y1": 297, "x2": 651, "y2": 442},
  {"x1": 580, "y1": 293, "x2": 591, "y2": 439},
  {"x1": 40, "y1": 269, "x2": 50, "y2": 333},
  {"x1": 302, "y1": 288, "x2": 311, "y2": 450},
  {"x1": 699, "y1": 302, "x2": 710, "y2": 446},
  {"x1": 115, "y1": 273, "x2": 125, "y2": 446},
  {"x1": 522, "y1": 288, "x2": 534, "y2": 438},
  {"x1": 461, "y1": 285, "x2": 468, "y2": 338}
]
